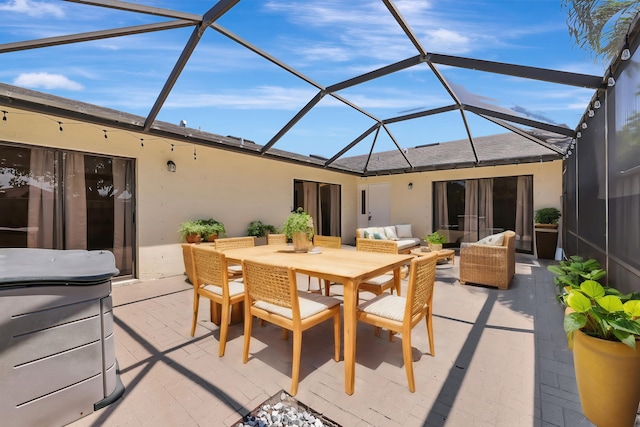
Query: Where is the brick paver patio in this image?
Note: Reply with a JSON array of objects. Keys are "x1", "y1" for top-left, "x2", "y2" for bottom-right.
[{"x1": 69, "y1": 253, "x2": 601, "y2": 426}]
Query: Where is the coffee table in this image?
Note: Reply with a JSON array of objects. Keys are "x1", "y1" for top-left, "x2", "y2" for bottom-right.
[{"x1": 411, "y1": 247, "x2": 455, "y2": 265}]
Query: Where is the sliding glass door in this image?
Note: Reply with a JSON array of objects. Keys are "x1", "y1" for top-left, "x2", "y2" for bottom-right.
[
  {"x1": 293, "y1": 179, "x2": 341, "y2": 236},
  {"x1": 433, "y1": 175, "x2": 533, "y2": 252},
  {"x1": 0, "y1": 143, "x2": 135, "y2": 276}
]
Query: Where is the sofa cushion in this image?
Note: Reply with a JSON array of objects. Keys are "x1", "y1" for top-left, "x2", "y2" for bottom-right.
[
  {"x1": 395, "y1": 224, "x2": 413, "y2": 238},
  {"x1": 384, "y1": 226, "x2": 398, "y2": 240},
  {"x1": 396, "y1": 239, "x2": 420, "y2": 251},
  {"x1": 477, "y1": 232, "x2": 505, "y2": 246},
  {"x1": 363, "y1": 227, "x2": 387, "y2": 240}
]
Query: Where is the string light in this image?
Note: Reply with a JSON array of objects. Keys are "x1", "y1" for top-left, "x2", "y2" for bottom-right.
[
  {"x1": 581, "y1": 122, "x2": 588, "y2": 130},
  {"x1": 608, "y1": 75, "x2": 616, "y2": 87},
  {"x1": 621, "y1": 36, "x2": 631, "y2": 61},
  {"x1": 577, "y1": 131, "x2": 582, "y2": 138},
  {"x1": 593, "y1": 97, "x2": 601, "y2": 109},
  {"x1": 588, "y1": 109, "x2": 594, "y2": 117}
]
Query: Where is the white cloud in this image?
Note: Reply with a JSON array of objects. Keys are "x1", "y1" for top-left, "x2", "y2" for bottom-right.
[
  {"x1": 13, "y1": 72, "x2": 83, "y2": 90},
  {"x1": 0, "y1": 0, "x2": 64, "y2": 18},
  {"x1": 424, "y1": 29, "x2": 471, "y2": 54}
]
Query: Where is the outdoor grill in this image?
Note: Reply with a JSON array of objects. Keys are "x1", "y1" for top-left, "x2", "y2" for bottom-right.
[{"x1": 0, "y1": 248, "x2": 124, "y2": 426}]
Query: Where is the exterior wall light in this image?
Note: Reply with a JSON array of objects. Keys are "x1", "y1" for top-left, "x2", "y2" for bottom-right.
[{"x1": 167, "y1": 160, "x2": 176, "y2": 172}]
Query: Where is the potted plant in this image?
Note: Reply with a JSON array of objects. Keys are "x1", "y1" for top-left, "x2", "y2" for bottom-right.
[
  {"x1": 199, "y1": 218, "x2": 225, "y2": 242},
  {"x1": 281, "y1": 208, "x2": 314, "y2": 252},
  {"x1": 424, "y1": 231, "x2": 447, "y2": 252},
  {"x1": 534, "y1": 207, "x2": 561, "y2": 259},
  {"x1": 247, "y1": 220, "x2": 278, "y2": 246},
  {"x1": 178, "y1": 220, "x2": 206, "y2": 243},
  {"x1": 547, "y1": 255, "x2": 606, "y2": 296},
  {"x1": 562, "y1": 280, "x2": 640, "y2": 427}
]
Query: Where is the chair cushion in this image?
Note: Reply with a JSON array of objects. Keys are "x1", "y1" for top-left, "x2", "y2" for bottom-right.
[
  {"x1": 254, "y1": 291, "x2": 341, "y2": 320},
  {"x1": 358, "y1": 293, "x2": 406, "y2": 322},
  {"x1": 362, "y1": 274, "x2": 393, "y2": 286},
  {"x1": 477, "y1": 232, "x2": 505, "y2": 246},
  {"x1": 203, "y1": 279, "x2": 244, "y2": 297},
  {"x1": 395, "y1": 224, "x2": 413, "y2": 238},
  {"x1": 228, "y1": 264, "x2": 243, "y2": 273}
]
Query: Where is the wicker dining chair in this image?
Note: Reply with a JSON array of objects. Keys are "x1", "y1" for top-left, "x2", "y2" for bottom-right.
[
  {"x1": 307, "y1": 235, "x2": 342, "y2": 295},
  {"x1": 241, "y1": 258, "x2": 341, "y2": 396},
  {"x1": 357, "y1": 252, "x2": 438, "y2": 392},
  {"x1": 181, "y1": 243, "x2": 214, "y2": 284},
  {"x1": 267, "y1": 233, "x2": 287, "y2": 245},
  {"x1": 355, "y1": 238, "x2": 401, "y2": 297},
  {"x1": 214, "y1": 236, "x2": 255, "y2": 278},
  {"x1": 189, "y1": 246, "x2": 245, "y2": 357}
]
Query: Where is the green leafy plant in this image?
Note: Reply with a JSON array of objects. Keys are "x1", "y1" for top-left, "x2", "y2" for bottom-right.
[
  {"x1": 562, "y1": 280, "x2": 640, "y2": 348},
  {"x1": 548, "y1": 255, "x2": 607, "y2": 293},
  {"x1": 247, "y1": 220, "x2": 278, "y2": 237},
  {"x1": 534, "y1": 207, "x2": 561, "y2": 224},
  {"x1": 198, "y1": 218, "x2": 225, "y2": 240},
  {"x1": 178, "y1": 220, "x2": 207, "y2": 241},
  {"x1": 281, "y1": 208, "x2": 314, "y2": 240},
  {"x1": 425, "y1": 231, "x2": 447, "y2": 245}
]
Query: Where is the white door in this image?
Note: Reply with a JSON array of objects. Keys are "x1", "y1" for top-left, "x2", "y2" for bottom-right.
[{"x1": 357, "y1": 183, "x2": 390, "y2": 228}]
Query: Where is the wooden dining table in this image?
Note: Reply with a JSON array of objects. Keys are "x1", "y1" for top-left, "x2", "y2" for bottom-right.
[{"x1": 222, "y1": 244, "x2": 413, "y2": 395}]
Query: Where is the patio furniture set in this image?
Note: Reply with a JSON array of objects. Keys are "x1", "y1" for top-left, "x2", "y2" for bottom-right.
[{"x1": 181, "y1": 229, "x2": 515, "y2": 397}]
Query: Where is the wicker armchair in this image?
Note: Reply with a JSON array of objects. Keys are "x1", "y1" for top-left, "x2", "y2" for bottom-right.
[{"x1": 459, "y1": 230, "x2": 516, "y2": 290}]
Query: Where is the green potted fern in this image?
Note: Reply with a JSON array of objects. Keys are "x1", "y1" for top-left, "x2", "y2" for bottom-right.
[
  {"x1": 281, "y1": 208, "x2": 314, "y2": 252},
  {"x1": 247, "y1": 220, "x2": 278, "y2": 246},
  {"x1": 424, "y1": 231, "x2": 447, "y2": 251}
]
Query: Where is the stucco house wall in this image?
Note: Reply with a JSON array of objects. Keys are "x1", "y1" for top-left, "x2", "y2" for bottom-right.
[{"x1": 1, "y1": 106, "x2": 561, "y2": 280}]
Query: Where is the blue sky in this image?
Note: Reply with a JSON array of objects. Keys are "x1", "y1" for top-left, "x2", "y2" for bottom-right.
[{"x1": 0, "y1": 0, "x2": 608, "y2": 158}]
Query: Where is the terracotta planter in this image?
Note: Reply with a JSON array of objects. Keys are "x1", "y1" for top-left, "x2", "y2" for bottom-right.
[
  {"x1": 291, "y1": 232, "x2": 311, "y2": 253},
  {"x1": 535, "y1": 223, "x2": 558, "y2": 259},
  {"x1": 573, "y1": 329, "x2": 640, "y2": 427},
  {"x1": 185, "y1": 233, "x2": 202, "y2": 244},
  {"x1": 206, "y1": 233, "x2": 218, "y2": 242}
]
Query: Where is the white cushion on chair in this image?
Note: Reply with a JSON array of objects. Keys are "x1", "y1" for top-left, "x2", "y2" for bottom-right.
[
  {"x1": 358, "y1": 293, "x2": 406, "y2": 321},
  {"x1": 228, "y1": 265, "x2": 243, "y2": 273},
  {"x1": 203, "y1": 279, "x2": 244, "y2": 297},
  {"x1": 476, "y1": 232, "x2": 505, "y2": 246},
  {"x1": 254, "y1": 291, "x2": 341, "y2": 320},
  {"x1": 362, "y1": 274, "x2": 393, "y2": 286}
]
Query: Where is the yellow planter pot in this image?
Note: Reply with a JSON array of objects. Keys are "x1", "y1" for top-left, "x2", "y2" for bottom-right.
[{"x1": 573, "y1": 329, "x2": 640, "y2": 427}]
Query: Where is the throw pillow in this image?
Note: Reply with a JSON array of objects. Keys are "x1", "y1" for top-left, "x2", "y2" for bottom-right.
[
  {"x1": 396, "y1": 224, "x2": 413, "y2": 238},
  {"x1": 373, "y1": 232, "x2": 385, "y2": 240},
  {"x1": 477, "y1": 232, "x2": 505, "y2": 246},
  {"x1": 383, "y1": 226, "x2": 398, "y2": 240}
]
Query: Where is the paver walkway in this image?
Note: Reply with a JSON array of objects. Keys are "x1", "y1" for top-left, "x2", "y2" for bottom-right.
[{"x1": 70, "y1": 253, "x2": 608, "y2": 426}]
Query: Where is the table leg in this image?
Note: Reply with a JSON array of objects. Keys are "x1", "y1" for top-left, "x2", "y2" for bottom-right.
[
  {"x1": 394, "y1": 267, "x2": 401, "y2": 297},
  {"x1": 343, "y1": 278, "x2": 356, "y2": 395}
]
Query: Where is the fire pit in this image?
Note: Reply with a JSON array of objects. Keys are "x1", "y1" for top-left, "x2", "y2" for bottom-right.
[{"x1": 233, "y1": 390, "x2": 341, "y2": 427}]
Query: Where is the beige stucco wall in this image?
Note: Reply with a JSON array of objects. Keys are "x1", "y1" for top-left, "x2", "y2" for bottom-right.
[
  {"x1": 358, "y1": 161, "x2": 563, "y2": 241},
  {"x1": 0, "y1": 108, "x2": 356, "y2": 279},
  {"x1": 1, "y1": 107, "x2": 561, "y2": 280}
]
